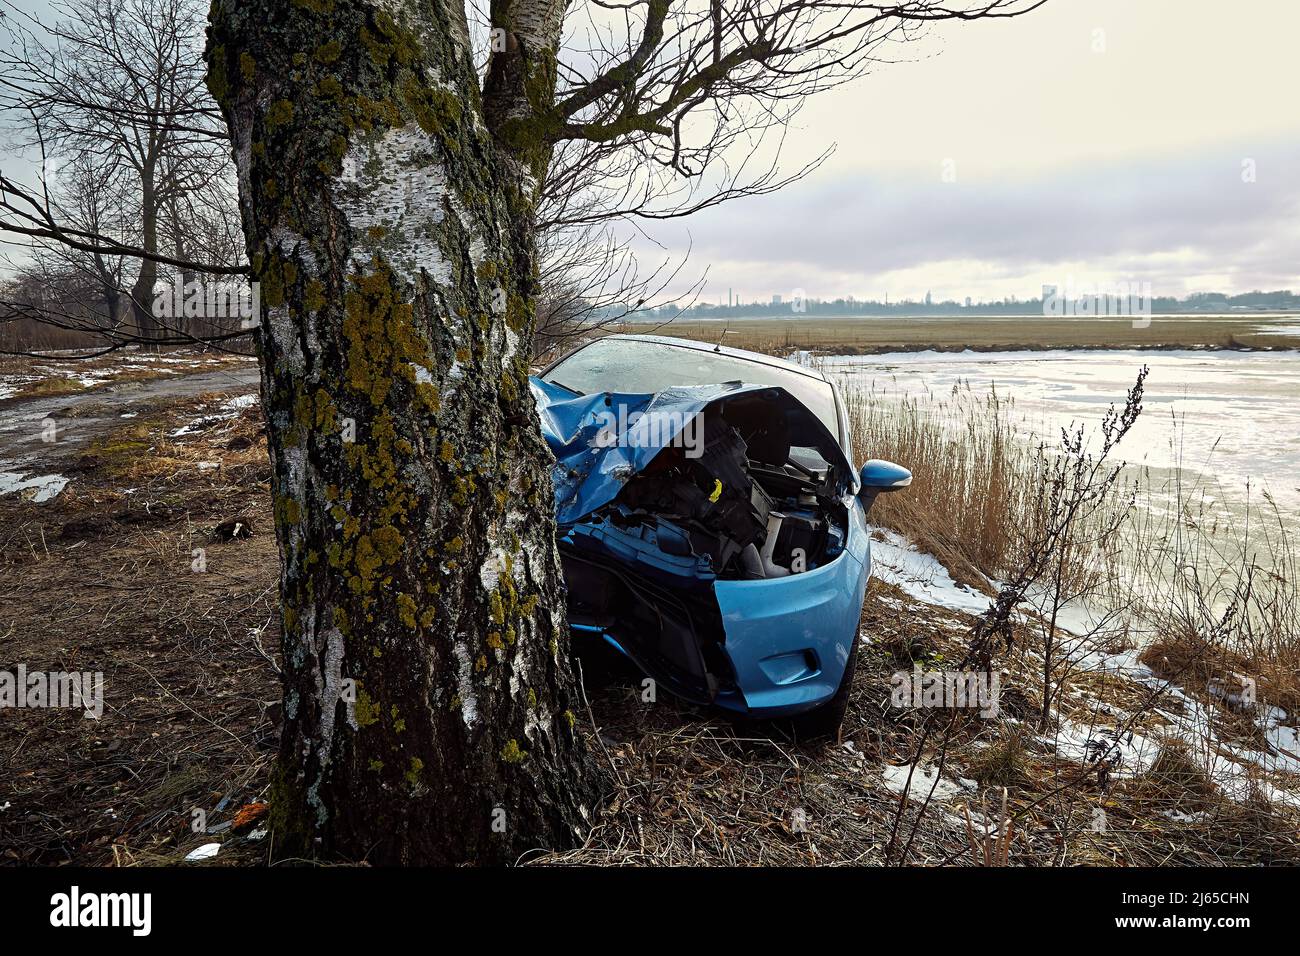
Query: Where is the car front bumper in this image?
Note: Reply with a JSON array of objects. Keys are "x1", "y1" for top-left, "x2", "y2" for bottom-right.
[
  {"x1": 572, "y1": 502, "x2": 872, "y2": 719},
  {"x1": 711, "y1": 533, "x2": 869, "y2": 717}
]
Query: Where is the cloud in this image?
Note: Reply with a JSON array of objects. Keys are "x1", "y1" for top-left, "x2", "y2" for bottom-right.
[
  {"x1": 620, "y1": 0, "x2": 1300, "y2": 304},
  {"x1": 638, "y1": 141, "x2": 1300, "y2": 302}
]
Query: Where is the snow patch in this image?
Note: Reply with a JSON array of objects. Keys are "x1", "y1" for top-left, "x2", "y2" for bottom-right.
[
  {"x1": 1068, "y1": 639, "x2": 1300, "y2": 804},
  {"x1": 1041, "y1": 720, "x2": 1159, "y2": 778},
  {"x1": 881, "y1": 763, "x2": 972, "y2": 802},
  {"x1": 869, "y1": 528, "x2": 991, "y2": 615},
  {"x1": 184, "y1": 843, "x2": 221, "y2": 862},
  {"x1": 868, "y1": 529, "x2": 1300, "y2": 810},
  {"x1": 0, "y1": 470, "x2": 69, "y2": 503},
  {"x1": 222, "y1": 393, "x2": 258, "y2": 411},
  {"x1": 170, "y1": 393, "x2": 259, "y2": 437}
]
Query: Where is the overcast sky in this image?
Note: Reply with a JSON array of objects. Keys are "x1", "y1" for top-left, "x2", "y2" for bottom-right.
[
  {"x1": 4, "y1": 0, "x2": 1296, "y2": 303},
  {"x1": 637, "y1": 0, "x2": 1300, "y2": 304}
]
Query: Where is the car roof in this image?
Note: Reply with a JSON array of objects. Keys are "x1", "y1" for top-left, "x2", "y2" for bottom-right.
[{"x1": 588, "y1": 333, "x2": 831, "y2": 383}]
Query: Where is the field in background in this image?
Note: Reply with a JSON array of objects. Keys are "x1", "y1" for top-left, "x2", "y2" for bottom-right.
[{"x1": 633, "y1": 314, "x2": 1300, "y2": 355}]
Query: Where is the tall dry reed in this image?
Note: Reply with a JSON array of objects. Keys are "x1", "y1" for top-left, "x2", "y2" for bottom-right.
[{"x1": 841, "y1": 380, "x2": 1052, "y2": 590}]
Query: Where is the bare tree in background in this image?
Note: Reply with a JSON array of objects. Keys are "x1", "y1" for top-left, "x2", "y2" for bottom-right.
[
  {"x1": 2, "y1": 0, "x2": 856, "y2": 356},
  {"x1": 203, "y1": 0, "x2": 1045, "y2": 864},
  {"x1": 2, "y1": 153, "x2": 134, "y2": 348},
  {"x1": 0, "y1": 0, "x2": 241, "y2": 349},
  {"x1": 531, "y1": 203, "x2": 697, "y2": 357}
]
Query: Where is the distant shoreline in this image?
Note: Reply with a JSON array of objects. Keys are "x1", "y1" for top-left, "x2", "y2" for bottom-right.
[
  {"x1": 788, "y1": 340, "x2": 1300, "y2": 356},
  {"x1": 631, "y1": 314, "x2": 1300, "y2": 356},
  {"x1": 632, "y1": 311, "x2": 1300, "y2": 322}
]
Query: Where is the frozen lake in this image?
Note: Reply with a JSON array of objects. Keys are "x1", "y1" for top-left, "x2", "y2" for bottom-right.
[{"x1": 823, "y1": 348, "x2": 1300, "y2": 519}]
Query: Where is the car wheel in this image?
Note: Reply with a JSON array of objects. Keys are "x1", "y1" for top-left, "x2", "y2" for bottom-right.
[{"x1": 788, "y1": 637, "x2": 859, "y2": 741}]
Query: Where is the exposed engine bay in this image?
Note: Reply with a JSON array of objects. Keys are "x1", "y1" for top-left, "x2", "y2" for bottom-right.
[
  {"x1": 556, "y1": 389, "x2": 851, "y2": 704},
  {"x1": 602, "y1": 398, "x2": 847, "y2": 580}
]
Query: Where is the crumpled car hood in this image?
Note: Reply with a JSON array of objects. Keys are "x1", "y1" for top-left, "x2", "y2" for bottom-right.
[{"x1": 530, "y1": 376, "x2": 851, "y2": 525}]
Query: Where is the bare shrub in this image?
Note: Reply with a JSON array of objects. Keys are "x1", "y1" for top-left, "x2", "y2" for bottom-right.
[{"x1": 966, "y1": 729, "x2": 1031, "y2": 788}]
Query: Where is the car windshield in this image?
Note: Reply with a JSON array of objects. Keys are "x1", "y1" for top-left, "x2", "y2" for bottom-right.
[{"x1": 544, "y1": 337, "x2": 842, "y2": 441}]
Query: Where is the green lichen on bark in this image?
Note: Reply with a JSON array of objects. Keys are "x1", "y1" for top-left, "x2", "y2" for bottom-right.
[
  {"x1": 500, "y1": 739, "x2": 527, "y2": 764},
  {"x1": 354, "y1": 688, "x2": 381, "y2": 727}
]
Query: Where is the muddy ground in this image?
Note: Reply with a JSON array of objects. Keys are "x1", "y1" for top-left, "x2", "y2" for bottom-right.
[
  {"x1": 0, "y1": 361, "x2": 275, "y2": 864},
  {"x1": 1, "y1": 357, "x2": 1297, "y2": 866}
]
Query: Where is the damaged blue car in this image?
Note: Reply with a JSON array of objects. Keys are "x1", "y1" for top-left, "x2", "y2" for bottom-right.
[{"x1": 531, "y1": 334, "x2": 912, "y2": 737}]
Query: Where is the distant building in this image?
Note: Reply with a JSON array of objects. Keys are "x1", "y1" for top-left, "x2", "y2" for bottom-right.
[
  {"x1": 772, "y1": 294, "x2": 782, "y2": 305},
  {"x1": 965, "y1": 296, "x2": 972, "y2": 308},
  {"x1": 925, "y1": 290, "x2": 932, "y2": 306}
]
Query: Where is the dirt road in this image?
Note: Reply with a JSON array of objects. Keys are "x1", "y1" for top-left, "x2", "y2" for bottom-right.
[{"x1": 0, "y1": 365, "x2": 261, "y2": 486}]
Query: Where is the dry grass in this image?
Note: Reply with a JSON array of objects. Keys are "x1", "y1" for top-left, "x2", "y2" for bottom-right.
[
  {"x1": 538, "y1": 578, "x2": 1300, "y2": 867},
  {"x1": 0, "y1": 386, "x2": 279, "y2": 865},
  {"x1": 14, "y1": 376, "x2": 90, "y2": 398},
  {"x1": 1143, "y1": 743, "x2": 1218, "y2": 808},
  {"x1": 3, "y1": 352, "x2": 1296, "y2": 867},
  {"x1": 842, "y1": 385, "x2": 1031, "y2": 589},
  {"x1": 69, "y1": 395, "x2": 270, "y2": 488},
  {"x1": 838, "y1": 380, "x2": 1127, "y2": 605},
  {"x1": 966, "y1": 729, "x2": 1031, "y2": 788}
]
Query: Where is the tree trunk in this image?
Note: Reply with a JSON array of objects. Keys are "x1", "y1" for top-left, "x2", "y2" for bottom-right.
[
  {"x1": 206, "y1": 0, "x2": 601, "y2": 864},
  {"x1": 131, "y1": 169, "x2": 161, "y2": 349},
  {"x1": 168, "y1": 202, "x2": 201, "y2": 344}
]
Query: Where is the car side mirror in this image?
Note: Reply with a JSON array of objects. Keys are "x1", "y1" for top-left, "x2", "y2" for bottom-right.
[{"x1": 858, "y1": 459, "x2": 912, "y2": 516}]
